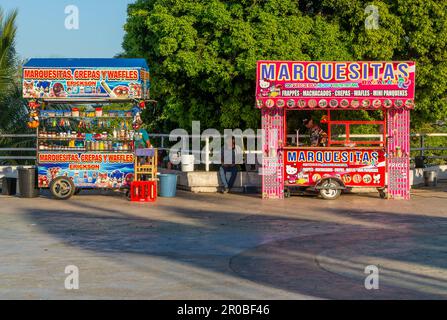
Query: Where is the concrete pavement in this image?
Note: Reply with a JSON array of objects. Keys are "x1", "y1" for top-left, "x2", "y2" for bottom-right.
[{"x1": 0, "y1": 184, "x2": 447, "y2": 299}]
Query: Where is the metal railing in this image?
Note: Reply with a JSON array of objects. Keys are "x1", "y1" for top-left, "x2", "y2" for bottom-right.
[
  {"x1": 1, "y1": 132, "x2": 446, "y2": 168},
  {"x1": 0, "y1": 134, "x2": 37, "y2": 160}
]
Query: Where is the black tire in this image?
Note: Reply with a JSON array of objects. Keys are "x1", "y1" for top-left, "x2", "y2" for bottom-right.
[
  {"x1": 319, "y1": 179, "x2": 342, "y2": 200},
  {"x1": 49, "y1": 177, "x2": 75, "y2": 200},
  {"x1": 284, "y1": 188, "x2": 291, "y2": 198},
  {"x1": 74, "y1": 187, "x2": 81, "y2": 195},
  {"x1": 378, "y1": 188, "x2": 387, "y2": 199}
]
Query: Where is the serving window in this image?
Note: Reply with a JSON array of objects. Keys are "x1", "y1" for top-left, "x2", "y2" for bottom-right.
[{"x1": 285, "y1": 109, "x2": 386, "y2": 148}]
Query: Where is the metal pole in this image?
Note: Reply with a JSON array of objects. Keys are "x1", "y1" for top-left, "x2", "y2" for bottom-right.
[
  {"x1": 420, "y1": 135, "x2": 424, "y2": 158},
  {"x1": 205, "y1": 136, "x2": 210, "y2": 172}
]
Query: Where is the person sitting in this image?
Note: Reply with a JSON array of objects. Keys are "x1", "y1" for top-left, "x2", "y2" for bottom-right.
[
  {"x1": 303, "y1": 118, "x2": 328, "y2": 147},
  {"x1": 219, "y1": 137, "x2": 243, "y2": 193}
]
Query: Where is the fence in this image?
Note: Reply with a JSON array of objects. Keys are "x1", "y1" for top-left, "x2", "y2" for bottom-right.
[{"x1": 1, "y1": 132, "x2": 446, "y2": 170}]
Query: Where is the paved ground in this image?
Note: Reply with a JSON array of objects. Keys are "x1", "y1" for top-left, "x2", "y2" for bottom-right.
[{"x1": 1, "y1": 184, "x2": 447, "y2": 300}]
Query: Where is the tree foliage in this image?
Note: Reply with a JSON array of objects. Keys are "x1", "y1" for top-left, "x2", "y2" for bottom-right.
[
  {"x1": 121, "y1": 0, "x2": 445, "y2": 130},
  {"x1": 0, "y1": 7, "x2": 30, "y2": 164}
]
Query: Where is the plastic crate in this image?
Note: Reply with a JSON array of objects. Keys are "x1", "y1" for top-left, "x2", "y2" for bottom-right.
[{"x1": 130, "y1": 181, "x2": 157, "y2": 202}]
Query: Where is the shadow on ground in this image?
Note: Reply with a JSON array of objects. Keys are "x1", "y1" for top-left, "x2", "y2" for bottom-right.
[{"x1": 22, "y1": 189, "x2": 447, "y2": 299}]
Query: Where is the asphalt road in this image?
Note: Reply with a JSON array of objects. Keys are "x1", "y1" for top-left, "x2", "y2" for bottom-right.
[{"x1": 1, "y1": 185, "x2": 446, "y2": 299}]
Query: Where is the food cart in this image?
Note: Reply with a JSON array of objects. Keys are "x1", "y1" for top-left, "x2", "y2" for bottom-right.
[
  {"x1": 22, "y1": 58, "x2": 157, "y2": 200},
  {"x1": 256, "y1": 61, "x2": 415, "y2": 200}
]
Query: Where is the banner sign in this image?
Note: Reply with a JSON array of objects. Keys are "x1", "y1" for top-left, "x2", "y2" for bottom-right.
[
  {"x1": 23, "y1": 67, "x2": 150, "y2": 100},
  {"x1": 284, "y1": 148, "x2": 386, "y2": 187},
  {"x1": 256, "y1": 61, "x2": 415, "y2": 109},
  {"x1": 37, "y1": 152, "x2": 134, "y2": 188}
]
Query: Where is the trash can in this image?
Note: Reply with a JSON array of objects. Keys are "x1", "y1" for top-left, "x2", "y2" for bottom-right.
[
  {"x1": 158, "y1": 174, "x2": 177, "y2": 197},
  {"x1": 423, "y1": 170, "x2": 437, "y2": 187},
  {"x1": 18, "y1": 167, "x2": 39, "y2": 198},
  {"x1": 415, "y1": 156, "x2": 426, "y2": 168},
  {"x1": 1, "y1": 177, "x2": 17, "y2": 195}
]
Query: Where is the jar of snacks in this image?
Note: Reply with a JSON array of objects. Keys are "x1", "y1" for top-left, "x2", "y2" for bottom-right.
[
  {"x1": 72, "y1": 108, "x2": 79, "y2": 117},
  {"x1": 95, "y1": 108, "x2": 103, "y2": 117}
]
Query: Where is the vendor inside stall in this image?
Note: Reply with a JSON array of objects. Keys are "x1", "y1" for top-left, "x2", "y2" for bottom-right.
[
  {"x1": 303, "y1": 118, "x2": 328, "y2": 147},
  {"x1": 133, "y1": 120, "x2": 151, "y2": 149}
]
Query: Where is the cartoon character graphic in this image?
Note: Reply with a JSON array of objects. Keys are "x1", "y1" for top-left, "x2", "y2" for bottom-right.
[
  {"x1": 373, "y1": 174, "x2": 381, "y2": 184},
  {"x1": 269, "y1": 84, "x2": 282, "y2": 97},
  {"x1": 286, "y1": 165, "x2": 298, "y2": 184},
  {"x1": 124, "y1": 173, "x2": 134, "y2": 187},
  {"x1": 36, "y1": 81, "x2": 51, "y2": 98},
  {"x1": 38, "y1": 175, "x2": 49, "y2": 187},
  {"x1": 48, "y1": 167, "x2": 61, "y2": 181},
  {"x1": 129, "y1": 83, "x2": 142, "y2": 98},
  {"x1": 23, "y1": 81, "x2": 37, "y2": 98},
  {"x1": 52, "y1": 82, "x2": 66, "y2": 97},
  {"x1": 296, "y1": 170, "x2": 309, "y2": 184},
  {"x1": 110, "y1": 170, "x2": 125, "y2": 188},
  {"x1": 95, "y1": 172, "x2": 112, "y2": 188}
]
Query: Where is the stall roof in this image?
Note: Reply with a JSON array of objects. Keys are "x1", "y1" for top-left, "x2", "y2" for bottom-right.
[{"x1": 23, "y1": 58, "x2": 149, "y2": 70}]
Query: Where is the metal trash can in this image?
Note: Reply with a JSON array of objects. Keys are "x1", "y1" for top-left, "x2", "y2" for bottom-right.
[
  {"x1": 18, "y1": 167, "x2": 39, "y2": 198},
  {"x1": 415, "y1": 156, "x2": 426, "y2": 169},
  {"x1": 423, "y1": 170, "x2": 437, "y2": 187},
  {"x1": 1, "y1": 177, "x2": 17, "y2": 195}
]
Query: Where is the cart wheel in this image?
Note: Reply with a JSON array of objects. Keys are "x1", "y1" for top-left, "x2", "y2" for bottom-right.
[
  {"x1": 49, "y1": 177, "x2": 75, "y2": 200},
  {"x1": 284, "y1": 188, "x2": 291, "y2": 198},
  {"x1": 378, "y1": 188, "x2": 387, "y2": 199},
  {"x1": 74, "y1": 188, "x2": 81, "y2": 195},
  {"x1": 319, "y1": 179, "x2": 342, "y2": 200}
]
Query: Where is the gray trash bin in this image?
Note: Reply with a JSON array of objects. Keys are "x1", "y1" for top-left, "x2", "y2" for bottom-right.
[
  {"x1": 1, "y1": 177, "x2": 17, "y2": 195},
  {"x1": 18, "y1": 167, "x2": 39, "y2": 198},
  {"x1": 423, "y1": 170, "x2": 437, "y2": 187}
]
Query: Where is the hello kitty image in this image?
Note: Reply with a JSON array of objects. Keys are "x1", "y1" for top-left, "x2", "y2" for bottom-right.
[
  {"x1": 286, "y1": 165, "x2": 298, "y2": 184},
  {"x1": 259, "y1": 79, "x2": 270, "y2": 89}
]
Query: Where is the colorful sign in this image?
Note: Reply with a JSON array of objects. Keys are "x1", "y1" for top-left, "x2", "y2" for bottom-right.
[
  {"x1": 37, "y1": 152, "x2": 134, "y2": 188},
  {"x1": 23, "y1": 68, "x2": 150, "y2": 100},
  {"x1": 284, "y1": 148, "x2": 386, "y2": 187},
  {"x1": 256, "y1": 61, "x2": 415, "y2": 109}
]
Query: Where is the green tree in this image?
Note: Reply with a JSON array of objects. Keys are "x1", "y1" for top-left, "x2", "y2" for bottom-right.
[
  {"x1": 121, "y1": 0, "x2": 447, "y2": 131},
  {"x1": 0, "y1": 8, "x2": 30, "y2": 164},
  {"x1": 0, "y1": 8, "x2": 18, "y2": 93},
  {"x1": 122, "y1": 0, "x2": 351, "y2": 131}
]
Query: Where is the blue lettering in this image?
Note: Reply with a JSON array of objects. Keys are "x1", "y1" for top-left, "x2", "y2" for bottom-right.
[
  {"x1": 348, "y1": 63, "x2": 360, "y2": 80},
  {"x1": 261, "y1": 63, "x2": 276, "y2": 80},
  {"x1": 293, "y1": 64, "x2": 304, "y2": 81},
  {"x1": 307, "y1": 151, "x2": 315, "y2": 162},
  {"x1": 316, "y1": 151, "x2": 323, "y2": 162},
  {"x1": 287, "y1": 151, "x2": 297, "y2": 162}
]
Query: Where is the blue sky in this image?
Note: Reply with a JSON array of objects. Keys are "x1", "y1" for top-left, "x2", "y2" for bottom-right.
[{"x1": 2, "y1": 0, "x2": 136, "y2": 60}]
